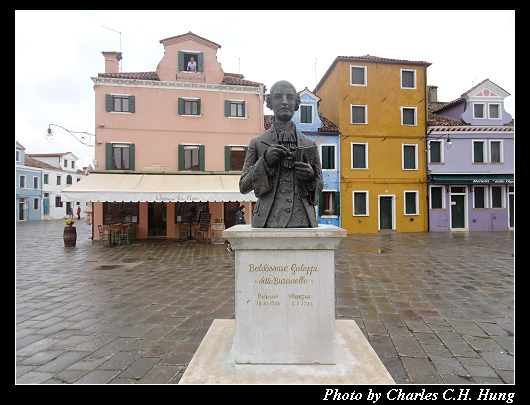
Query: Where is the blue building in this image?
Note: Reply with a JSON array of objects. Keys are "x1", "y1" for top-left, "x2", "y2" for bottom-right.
[
  {"x1": 16, "y1": 141, "x2": 42, "y2": 221},
  {"x1": 265, "y1": 88, "x2": 341, "y2": 226}
]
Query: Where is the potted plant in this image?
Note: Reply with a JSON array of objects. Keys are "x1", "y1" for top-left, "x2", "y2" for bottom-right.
[
  {"x1": 63, "y1": 219, "x2": 77, "y2": 247},
  {"x1": 323, "y1": 209, "x2": 334, "y2": 224}
]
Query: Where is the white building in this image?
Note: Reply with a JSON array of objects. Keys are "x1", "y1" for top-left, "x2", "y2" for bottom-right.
[{"x1": 26, "y1": 152, "x2": 88, "y2": 219}]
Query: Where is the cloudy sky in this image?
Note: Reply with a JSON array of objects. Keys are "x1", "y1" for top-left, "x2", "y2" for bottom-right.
[{"x1": 15, "y1": 10, "x2": 515, "y2": 168}]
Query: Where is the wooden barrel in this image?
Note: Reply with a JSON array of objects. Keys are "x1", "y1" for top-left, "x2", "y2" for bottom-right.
[
  {"x1": 63, "y1": 226, "x2": 77, "y2": 247},
  {"x1": 210, "y1": 222, "x2": 225, "y2": 244}
]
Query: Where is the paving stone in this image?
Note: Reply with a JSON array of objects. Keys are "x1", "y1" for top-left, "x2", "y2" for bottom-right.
[{"x1": 16, "y1": 220, "x2": 514, "y2": 384}]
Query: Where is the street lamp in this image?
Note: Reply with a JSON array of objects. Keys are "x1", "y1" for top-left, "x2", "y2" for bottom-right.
[{"x1": 44, "y1": 124, "x2": 94, "y2": 146}]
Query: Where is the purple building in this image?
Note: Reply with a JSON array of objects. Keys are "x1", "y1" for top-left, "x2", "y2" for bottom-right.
[{"x1": 427, "y1": 79, "x2": 514, "y2": 231}]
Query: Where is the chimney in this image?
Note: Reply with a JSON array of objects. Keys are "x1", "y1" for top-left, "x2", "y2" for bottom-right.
[
  {"x1": 428, "y1": 85, "x2": 438, "y2": 103},
  {"x1": 102, "y1": 51, "x2": 122, "y2": 74}
]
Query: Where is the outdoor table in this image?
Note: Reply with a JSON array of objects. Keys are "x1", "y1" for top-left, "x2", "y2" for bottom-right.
[
  {"x1": 183, "y1": 221, "x2": 198, "y2": 240},
  {"x1": 102, "y1": 225, "x2": 123, "y2": 247}
]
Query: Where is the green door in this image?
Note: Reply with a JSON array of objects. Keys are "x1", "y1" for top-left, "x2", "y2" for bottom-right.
[
  {"x1": 380, "y1": 197, "x2": 393, "y2": 230},
  {"x1": 451, "y1": 195, "x2": 465, "y2": 229}
]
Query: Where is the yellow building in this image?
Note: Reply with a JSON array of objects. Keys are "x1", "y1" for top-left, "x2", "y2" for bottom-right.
[{"x1": 316, "y1": 55, "x2": 431, "y2": 233}]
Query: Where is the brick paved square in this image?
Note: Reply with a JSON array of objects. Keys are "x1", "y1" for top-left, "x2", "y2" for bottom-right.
[{"x1": 16, "y1": 220, "x2": 514, "y2": 384}]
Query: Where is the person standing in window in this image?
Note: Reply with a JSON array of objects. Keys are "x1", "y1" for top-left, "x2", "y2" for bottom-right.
[{"x1": 187, "y1": 57, "x2": 197, "y2": 72}]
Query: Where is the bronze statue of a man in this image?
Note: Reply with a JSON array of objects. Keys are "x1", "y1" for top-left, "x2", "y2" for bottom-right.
[{"x1": 239, "y1": 80, "x2": 323, "y2": 228}]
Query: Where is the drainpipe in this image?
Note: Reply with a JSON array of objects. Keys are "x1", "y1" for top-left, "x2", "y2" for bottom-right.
[{"x1": 424, "y1": 66, "x2": 430, "y2": 232}]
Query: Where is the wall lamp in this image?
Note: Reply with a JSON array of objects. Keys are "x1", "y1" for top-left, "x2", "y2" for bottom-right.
[{"x1": 44, "y1": 124, "x2": 94, "y2": 146}]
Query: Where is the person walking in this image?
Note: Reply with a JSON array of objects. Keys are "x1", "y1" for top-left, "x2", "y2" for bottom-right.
[{"x1": 228, "y1": 206, "x2": 246, "y2": 253}]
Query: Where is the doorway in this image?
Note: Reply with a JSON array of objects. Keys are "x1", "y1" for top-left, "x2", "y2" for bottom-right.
[
  {"x1": 224, "y1": 201, "x2": 240, "y2": 229},
  {"x1": 18, "y1": 198, "x2": 26, "y2": 221},
  {"x1": 450, "y1": 186, "x2": 467, "y2": 230},
  {"x1": 148, "y1": 202, "x2": 167, "y2": 237},
  {"x1": 379, "y1": 196, "x2": 394, "y2": 231}
]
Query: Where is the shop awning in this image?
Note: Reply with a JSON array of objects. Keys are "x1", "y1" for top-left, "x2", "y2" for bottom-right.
[
  {"x1": 431, "y1": 173, "x2": 514, "y2": 185},
  {"x1": 61, "y1": 172, "x2": 257, "y2": 202}
]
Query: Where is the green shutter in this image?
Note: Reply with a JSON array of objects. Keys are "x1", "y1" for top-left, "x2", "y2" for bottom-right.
[
  {"x1": 225, "y1": 100, "x2": 231, "y2": 117},
  {"x1": 128, "y1": 144, "x2": 135, "y2": 171},
  {"x1": 199, "y1": 145, "x2": 205, "y2": 171},
  {"x1": 334, "y1": 191, "x2": 340, "y2": 216},
  {"x1": 128, "y1": 95, "x2": 135, "y2": 113},
  {"x1": 196, "y1": 98, "x2": 201, "y2": 115},
  {"x1": 197, "y1": 52, "x2": 204, "y2": 72},
  {"x1": 105, "y1": 143, "x2": 113, "y2": 170},
  {"x1": 178, "y1": 145, "x2": 184, "y2": 171},
  {"x1": 178, "y1": 51, "x2": 184, "y2": 71},
  {"x1": 105, "y1": 94, "x2": 113, "y2": 112},
  {"x1": 318, "y1": 192, "x2": 324, "y2": 216},
  {"x1": 241, "y1": 101, "x2": 246, "y2": 117},
  {"x1": 225, "y1": 146, "x2": 231, "y2": 171},
  {"x1": 178, "y1": 98, "x2": 184, "y2": 115},
  {"x1": 322, "y1": 146, "x2": 329, "y2": 169}
]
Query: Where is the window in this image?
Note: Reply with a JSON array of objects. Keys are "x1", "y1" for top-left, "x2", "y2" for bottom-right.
[
  {"x1": 401, "y1": 69, "x2": 416, "y2": 89},
  {"x1": 178, "y1": 98, "x2": 201, "y2": 116},
  {"x1": 43, "y1": 174, "x2": 49, "y2": 184},
  {"x1": 350, "y1": 65, "x2": 366, "y2": 86},
  {"x1": 489, "y1": 103, "x2": 500, "y2": 119},
  {"x1": 175, "y1": 201, "x2": 209, "y2": 223},
  {"x1": 178, "y1": 51, "x2": 203, "y2": 72},
  {"x1": 225, "y1": 100, "x2": 246, "y2": 118},
  {"x1": 490, "y1": 140, "x2": 503, "y2": 163},
  {"x1": 105, "y1": 143, "x2": 135, "y2": 170},
  {"x1": 430, "y1": 186, "x2": 444, "y2": 209},
  {"x1": 402, "y1": 144, "x2": 417, "y2": 170},
  {"x1": 66, "y1": 175, "x2": 73, "y2": 185},
  {"x1": 353, "y1": 191, "x2": 369, "y2": 216},
  {"x1": 71, "y1": 161, "x2": 75, "y2": 169},
  {"x1": 33, "y1": 197, "x2": 39, "y2": 210},
  {"x1": 491, "y1": 186, "x2": 505, "y2": 208},
  {"x1": 473, "y1": 140, "x2": 486, "y2": 163},
  {"x1": 319, "y1": 191, "x2": 338, "y2": 215},
  {"x1": 351, "y1": 143, "x2": 368, "y2": 169},
  {"x1": 178, "y1": 144, "x2": 205, "y2": 171},
  {"x1": 55, "y1": 196, "x2": 63, "y2": 208},
  {"x1": 19, "y1": 175, "x2": 25, "y2": 188},
  {"x1": 64, "y1": 159, "x2": 68, "y2": 168},
  {"x1": 404, "y1": 191, "x2": 418, "y2": 215},
  {"x1": 429, "y1": 140, "x2": 443, "y2": 163},
  {"x1": 105, "y1": 94, "x2": 135, "y2": 113},
  {"x1": 351, "y1": 105, "x2": 367, "y2": 124},
  {"x1": 33, "y1": 176, "x2": 39, "y2": 189},
  {"x1": 57, "y1": 175, "x2": 61, "y2": 185},
  {"x1": 402, "y1": 107, "x2": 416, "y2": 126},
  {"x1": 473, "y1": 103, "x2": 485, "y2": 119},
  {"x1": 473, "y1": 186, "x2": 487, "y2": 209},
  {"x1": 321, "y1": 145, "x2": 335, "y2": 170},
  {"x1": 300, "y1": 105, "x2": 313, "y2": 124},
  {"x1": 16, "y1": 150, "x2": 21, "y2": 162},
  {"x1": 225, "y1": 146, "x2": 247, "y2": 171}
]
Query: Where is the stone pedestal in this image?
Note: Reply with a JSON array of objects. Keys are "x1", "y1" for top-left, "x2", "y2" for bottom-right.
[{"x1": 223, "y1": 224, "x2": 346, "y2": 365}]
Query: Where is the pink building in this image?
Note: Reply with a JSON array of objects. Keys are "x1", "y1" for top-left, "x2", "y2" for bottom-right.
[{"x1": 64, "y1": 32, "x2": 264, "y2": 240}]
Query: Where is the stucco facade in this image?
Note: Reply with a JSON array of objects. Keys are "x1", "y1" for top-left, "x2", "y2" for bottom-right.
[
  {"x1": 72, "y1": 32, "x2": 266, "y2": 240},
  {"x1": 316, "y1": 56, "x2": 431, "y2": 234}
]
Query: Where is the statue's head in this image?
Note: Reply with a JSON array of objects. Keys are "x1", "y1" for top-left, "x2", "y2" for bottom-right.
[{"x1": 265, "y1": 80, "x2": 301, "y2": 123}]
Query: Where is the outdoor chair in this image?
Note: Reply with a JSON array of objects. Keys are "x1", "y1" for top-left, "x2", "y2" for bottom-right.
[
  {"x1": 177, "y1": 222, "x2": 188, "y2": 240},
  {"x1": 98, "y1": 224, "x2": 109, "y2": 245},
  {"x1": 117, "y1": 224, "x2": 131, "y2": 245}
]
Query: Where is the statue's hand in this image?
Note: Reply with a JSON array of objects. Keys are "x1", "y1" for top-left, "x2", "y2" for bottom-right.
[
  {"x1": 264, "y1": 144, "x2": 290, "y2": 167},
  {"x1": 294, "y1": 161, "x2": 315, "y2": 181}
]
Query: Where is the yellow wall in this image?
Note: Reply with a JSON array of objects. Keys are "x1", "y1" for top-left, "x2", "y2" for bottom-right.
[{"x1": 317, "y1": 59, "x2": 429, "y2": 233}]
